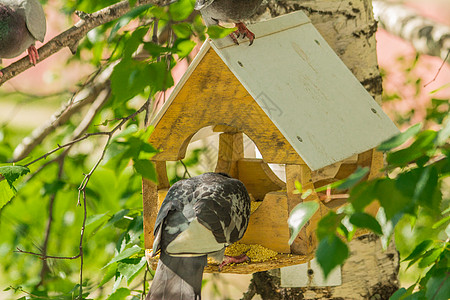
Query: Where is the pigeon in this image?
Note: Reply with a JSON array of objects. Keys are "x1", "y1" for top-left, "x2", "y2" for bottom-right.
[
  {"x1": 195, "y1": 0, "x2": 263, "y2": 45},
  {"x1": 147, "y1": 172, "x2": 251, "y2": 300},
  {"x1": 0, "y1": 0, "x2": 46, "y2": 71}
]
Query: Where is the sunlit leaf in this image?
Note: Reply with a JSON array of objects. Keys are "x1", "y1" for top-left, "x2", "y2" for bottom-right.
[
  {"x1": 0, "y1": 165, "x2": 30, "y2": 189},
  {"x1": 169, "y1": 0, "x2": 194, "y2": 21},
  {"x1": 0, "y1": 180, "x2": 15, "y2": 209},
  {"x1": 104, "y1": 245, "x2": 142, "y2": 268},
  {"x1": 172, "y1": 23, "x2": 192, "y2": 39},
  {"x1": 107, "y1": 287, "x2": 131, "y2": 300},
  {"x1": 403, "y1": 240, "x2": 434, "y2": 262},
  {"x1": 117, "y1": 256, "x2": 147, "y2": 285},
  {"x1": 288, "y1": 201, "x2": 319, "y2": 245},
  {"x1": 207, "y1": 25, "x2": 236, "y2": 39},
  {"x1": 418, "y1": 248, "x2": 442, "y2": 268}
]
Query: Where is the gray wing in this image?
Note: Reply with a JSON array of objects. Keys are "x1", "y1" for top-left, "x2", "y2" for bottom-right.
[
  {"x1": 152, "y1": 179, "x2": 195, "y2": 255},
  {"x1": 194, "y1": 0, "x2": 215, "y2": 10},
  {"x1": 24, "y1": 0, "x2": 46, "y2": 42},
  {"x1": 195, "y1": 176, "x2": 250, "y2": 244},
  {"x1": 152, "y1": 173, "x2": 251, "y2": 256}
]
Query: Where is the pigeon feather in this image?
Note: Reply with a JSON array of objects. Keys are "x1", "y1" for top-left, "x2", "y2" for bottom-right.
[{"x1": 147, "y1": 172, "x2": 251, "y2": 300}]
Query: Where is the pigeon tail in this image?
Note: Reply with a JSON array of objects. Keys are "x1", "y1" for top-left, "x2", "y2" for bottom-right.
[{"x1": 147, "y1": 252, "x2": 207, "y2": 300}]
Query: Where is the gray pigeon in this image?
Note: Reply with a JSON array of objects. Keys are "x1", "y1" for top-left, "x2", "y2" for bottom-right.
[
  {"x1": 195, "y1": 0, "x2": 263, "y2": 45},
  {"x1": 146, "y1": 172, "x2": 251, "y2": 300},
  {"x1": 0, "y1": 0, "x2": 46, "y2": 68}
]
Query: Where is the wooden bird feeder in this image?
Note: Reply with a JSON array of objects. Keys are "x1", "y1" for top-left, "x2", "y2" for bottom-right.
[{"x1": 143, "y1": 11, "x2": 399, "y2": 274}]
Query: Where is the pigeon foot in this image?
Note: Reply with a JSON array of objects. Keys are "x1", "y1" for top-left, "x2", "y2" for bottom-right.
[
  {"x1": 218, "y1": 254, "x2": 249, "y2": 271},
  {"x1": 230, "y1": 22, "x2": 255, "y2": 46},
  {"x1": 27, "y1": 45, "x2": 39, "y2": 65}
]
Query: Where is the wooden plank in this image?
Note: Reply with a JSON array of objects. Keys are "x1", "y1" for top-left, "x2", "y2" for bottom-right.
[
  {"x1": 240, "y1": 191, "x2": 291, "y2": 253},
  {"x1": 286, "y1": 164, "x2": 325, "y2": 255},
  {"x1": 211, "y1": 11, "x2": 399, "y2": 170},
  {"x1": 237, "y1": 158, "x2": 284, "y2": 200},
  {"x1": 142, "y1": 178, "x2": 158, "y2": 249},
  {"x1": 148, "y1": 47, "x2": 305, "y2": 165},
  {"x1": 146, "y1": 249, "x2": 312, "y2": 274},
  {"x1": 215, "y1": 133, "x2": 243, "y2": 177}
]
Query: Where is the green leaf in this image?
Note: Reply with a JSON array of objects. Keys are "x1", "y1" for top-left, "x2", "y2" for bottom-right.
[
  {"x1": 143, "y1": 42, "x2": 174, "y2": 57},
  {"x1": 107, "y1": 209, "x2": 131, "y2": 227},
  {"x1": 389, "y1": 288, "x2": 407, "y2": 300},
  {"x1": 349, "y1": 212, "x2": 383, "y2": 235},
  {"x1": 387, "y1": 130, "x2": 438, "y2": 166},
  {"x1": 349, "y1": 180, "x2": 377, "y2": 211},
  {"x1": 316, "y1": 211, "x2": 345, "y2": 240},
  {"x1": 403, "y1": 240, "x2": 434, "y2": 262},
  {"x1": 288, "y1": 201, "x2": 319, "y2": 245},
  {"x1": 99, "y1": 263, "x2": 118, "y2": 287},
  {"x1": 86, "y1": 212, "x2": 109, "y2": 227},
  {"x1": 432, "y1": 215, "x2": 450, "y2": 229},
  {"x1": 378, "y1": 123, "x2": 422, "y2": 151},
  {"x1": 207, "y1": 25, "x2": 237, "y2": 39},
  {"x1": 117, "y1": 256, "x2": 147, "y2": 285},
  {"x1": 172, "y1": 23, "x2": 192, "y2": 39},
  {"x1": 316, "y1": 235, "x2": 349, "y2": 278},
  {"x1": 337, "y1": 167, "x2": 369, "y2": 190},
  {"x1": 107, "y1": 287, "x2": 131, "y2": 300},
  {"x1": 436, "y1": 114, "x2": 450, "y2": 146},
  {"x1": 0, "y1": 165, "x2": 30, "y2": 189},
  {"x1": 104, "y1": 245, "x2": 142, "y2": 268},
  {"x1": 176, "y1": 39, "x2": 196, "y2": 58},
  {"x1": 133, "y1": 159, "x2": 157, "y2": 181},
  {"x1": 396, "y1": 166, "x2": 441, "y2": 210},
  {"x1": 109, "y1": 5, "x2": 153, "y2": 41},
  {"x1": 294, "y1": 180, "x2": 302, "y2": 193},
  {"x1": 375, "y1": 178, "x2": 412, "y2": 220},
  {"x1": 418, "y1": 247, "x2": 442, "y2": 268},
  {"x1": 0, "y1": 180, "x2": 15, "y2": 209},
  {"x1": 169, "y1": 0, "x2": 194, "y2": 21},
  {"x1": 425, "y1": 269, "x2": 450, "y2": 300}
]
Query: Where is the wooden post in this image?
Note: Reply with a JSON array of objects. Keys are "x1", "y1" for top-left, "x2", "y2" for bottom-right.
[
  {"x1": 286, "y1": 164, "x2": 322, "y2": 255},
  {"x1": 142, "y1": 161, "x2": 169, "y2": 249},
  {"x1": 215, "y1": 132, "x2": 244, "y2": 177}
]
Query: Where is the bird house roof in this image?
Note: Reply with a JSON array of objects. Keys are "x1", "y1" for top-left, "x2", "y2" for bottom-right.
[{"x1": 150, "y1": 11, "x2": 399, "y2": 171}]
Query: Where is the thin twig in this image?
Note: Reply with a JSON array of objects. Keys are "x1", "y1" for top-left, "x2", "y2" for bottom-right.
[
  {"x1": 0, "y1": 0, "x2": 173, "y2": 85},
  {"x1": 15, "y1": 248, "x2": 81, "y2": 260},
  {"x1": 180, "y1": 160, "x2": 192, "y2": 178},
  {"x1": 424, "y1": 49, "x2": 450, "y2": 87}
]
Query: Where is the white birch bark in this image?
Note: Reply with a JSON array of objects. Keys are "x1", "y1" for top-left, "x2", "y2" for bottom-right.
[{"x1": 373, "y1": 0, "x2": 450, "y2": 62}]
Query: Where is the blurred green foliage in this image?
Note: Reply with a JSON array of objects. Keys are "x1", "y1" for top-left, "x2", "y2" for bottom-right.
[{"x1": 0, "y1": 0, "x2": 449, "y2": 299}]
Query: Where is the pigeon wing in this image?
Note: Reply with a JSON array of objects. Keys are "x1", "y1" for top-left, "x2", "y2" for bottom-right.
[{"x1": 24, "y1": 0, "x2": 46, "y2": 42}]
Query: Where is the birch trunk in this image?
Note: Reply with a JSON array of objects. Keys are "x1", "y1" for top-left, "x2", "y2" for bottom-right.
[{"x1": 244, "y1": 1, "x2": 400, "y2": 298}]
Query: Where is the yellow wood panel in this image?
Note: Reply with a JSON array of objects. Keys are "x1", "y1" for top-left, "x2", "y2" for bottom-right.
[
  {"x1": 148, "y1": 48, "x2": 304, "y2": 165},
  {"x1": 285, "y1": 164, "x2": 327, "y2": 255},
  {"x1": 142, "y1": 178, "x2": 158, "y2": 249},
  {"x1": 237, "y1": 158, "x2": 284, "y2": 201},
  {"x1": 215, "y1": 133, "x2": 243, "y2": 177},
  {"x1": 240, "y1": 191, "x2": 291, "y2": 253}
]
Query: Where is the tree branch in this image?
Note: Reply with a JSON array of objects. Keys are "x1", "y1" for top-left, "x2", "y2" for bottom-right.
[
  {"x1": 373, "y1": 0, "x2": 450, "y2": 62},
  {"x1": 0, "y1": 0, "x2": 173, "y2": 85}
]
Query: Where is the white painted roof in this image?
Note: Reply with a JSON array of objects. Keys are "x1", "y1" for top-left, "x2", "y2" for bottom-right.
[{"x1": 153, "y1": 11, "x2": 399, "y2": 170}]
